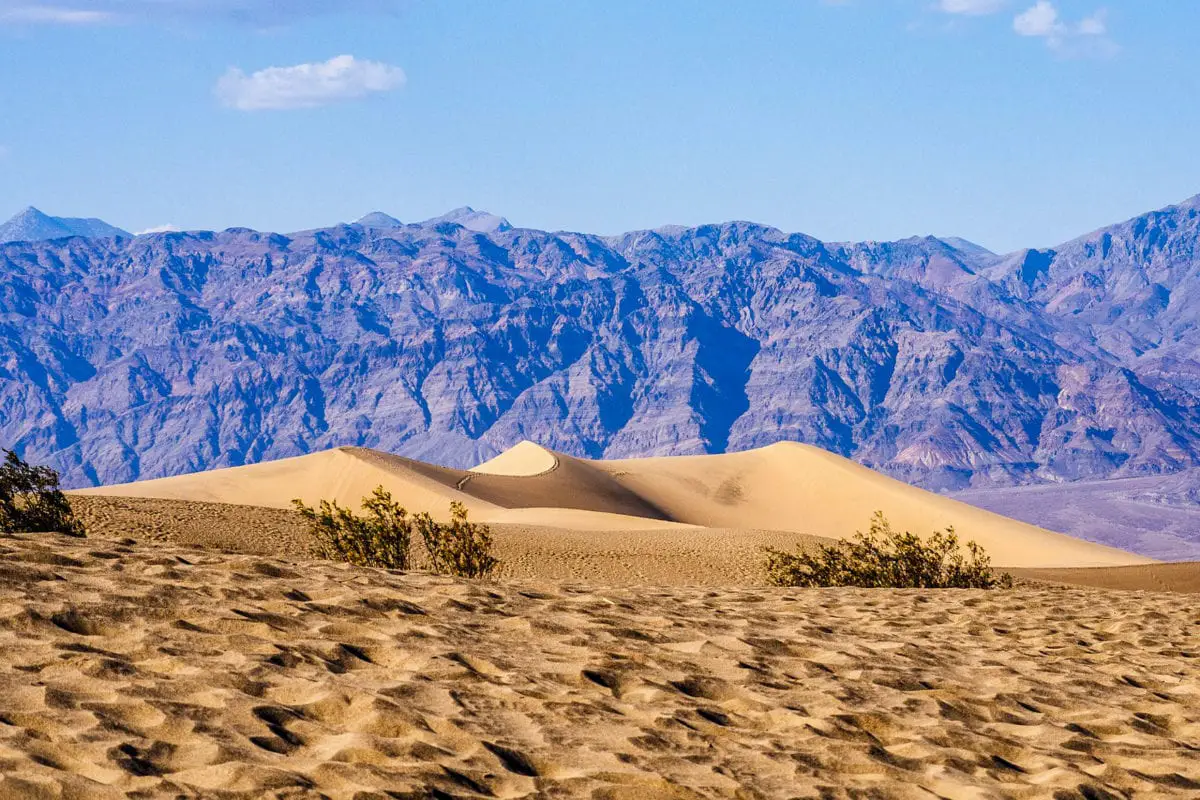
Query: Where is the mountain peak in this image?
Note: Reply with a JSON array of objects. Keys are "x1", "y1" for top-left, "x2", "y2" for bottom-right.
[
  {"x1": 356, "y1": 211, "x2": 404, "y2": 230},
  {"x1": 0, "y1": 207, "x2": 129, "y2": 244},
  {"x1": 421, "y1": 206, "x2": 513, "y2": 233},
  {"x1": 9, "y1": 206, "x2": 54, "y2": 223}
]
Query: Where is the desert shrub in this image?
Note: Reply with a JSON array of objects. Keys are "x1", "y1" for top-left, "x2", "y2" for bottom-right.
[
  {"x1": 415, "y1": 501, "x2": 499, "y2": 579},
  {"x1": 0, "y1": 449, "x2": 86, "y2": 537},
  {"x1": 293, "y1": 487, "x2": 413, "y2": 570},
  {"x1": 294, "y1": 488, "x2": 499, "y2": 579},
  {"x1": 764, "y1": 511, "x2": 1012, "y2": 589}
]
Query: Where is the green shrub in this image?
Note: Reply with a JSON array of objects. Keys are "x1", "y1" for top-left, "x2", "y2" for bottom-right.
[
  {"x1": 294, "y1": 488, "x2": 499, "y2": 579},
  {"x1": 415, "y1": 501, "x2": 499, "y2": 579},
  {"x1": 764, "y1": 511, "x2": 1012, "y2": 589},
  {"x1": 0, "y1": 450, "x2": 85, "y2": 537}
]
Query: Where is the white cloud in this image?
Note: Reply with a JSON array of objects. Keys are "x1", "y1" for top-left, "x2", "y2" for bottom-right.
[
  {"x1": 0, "y1": 5, "x2": 112, "y2": 23},
  {"x1": 1013, "y1": 1, "x2": 1062, "y2": 36},
  {"x1": 135, "y1": 224, "x2": 181, "y2": 235},
  {"x1": 215, "y1": 55, "x2": 405, "y2": 111},
  {"x1": 939, "y1": 0, "x2": 1006, "y2": 15},
  {"x1": 1013, "y1": 2, "x2": 1115, "y2": 55}
]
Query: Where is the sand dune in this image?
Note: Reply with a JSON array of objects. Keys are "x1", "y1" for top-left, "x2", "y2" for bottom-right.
[
  {"x1": 594, "y1": 442, "x2": 1148, "y2": 568},
  {"x1": 472, "y1": 440, "x2": 560, "y2": 475},
  {"x1": 1, "y1": 531, "x2": 1197, "y2": 799},
  {"x1": 76, "y1": 441, "x2": 1148, "y2": 569},
  {"x1": 75, "y1": 446, "x2": 491, "y2": 517}
]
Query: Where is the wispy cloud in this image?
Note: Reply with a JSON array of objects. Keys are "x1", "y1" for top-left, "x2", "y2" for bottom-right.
[
  {"x1": 1013, "y1": 2, "x2": 1116, "y2": 56},
  {"x1": 0, "y1": 5, "x2": 112, "y2": 24},
  {"x1": 216, "y1": 55, "x2": 406, "y2": 111},
  {"x1": 0, "y1": 1, "x2": 400, "y2": 26},
  {"x1": 939, "y1": 0, "x2": 1007, "y2": 15},
  {"x1": 135, "y1": 224, "x2": 181, "y2": 235}
]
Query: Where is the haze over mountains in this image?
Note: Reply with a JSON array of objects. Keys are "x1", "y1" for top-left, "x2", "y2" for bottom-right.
[{"x1": 2, "y1": 195, "x2": 1199, "y2": 507}]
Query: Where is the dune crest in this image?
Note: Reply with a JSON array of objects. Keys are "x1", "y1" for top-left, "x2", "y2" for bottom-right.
[
  {"x1": 74, "y1": 446, "x2": 495, "y2": 518},
  {"x1": 75, "y1": 441, "x2": 1151, "y2": 569},
  {"x1": 471, "y1": 441, "x2": 559, "y2": 476}
]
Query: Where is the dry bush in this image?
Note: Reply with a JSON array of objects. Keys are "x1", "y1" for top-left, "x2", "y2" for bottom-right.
[
  {"x1": 0, "y1": 449, "x2": 85, "y2": 537},
  {"x1": 294, "y1": 488, "x2": 499, "y2": 579},
  {"x1": 415, "y1": 501, "x2": 499, "y2": 579},
  {"x1": 764, "y1": 511, "x2": 1012, "y2": 589},
  {"x1": 293, "y1": 487, "x2": 413, "y2": 570}
]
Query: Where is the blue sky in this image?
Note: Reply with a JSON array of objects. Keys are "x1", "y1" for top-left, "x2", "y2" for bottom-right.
[{"x1": 0, "y1": 1, "x2": 1196, "y2": 252}]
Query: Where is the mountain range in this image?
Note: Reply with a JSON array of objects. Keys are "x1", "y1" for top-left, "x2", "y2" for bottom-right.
[
  {"x1": 0, "y1": 206, "x2": 512, "y2": 244},
  {"x1": 1, "y1": 195, "x2": 1199, "y2": 500},
  {"x1": 356, "y1": 207, "x2": 513, "y2": 234}
]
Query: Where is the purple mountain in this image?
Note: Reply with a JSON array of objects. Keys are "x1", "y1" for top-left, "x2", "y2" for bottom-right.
[{"x1": 1, "y1": 196, "x2": 1199, "y2": 513}]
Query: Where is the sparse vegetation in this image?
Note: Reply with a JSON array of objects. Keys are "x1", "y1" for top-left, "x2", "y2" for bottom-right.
[
  {"x1": 764, "y1": 512, "x2": 1012, "y2": 589},
  {"x1": 294, "y1": 487, "x2": 414, "y2": 570},
  {"x1": 415, "y1": 501, "x2": 500, "y2": 579},
  {"x1": 0, "y1": 449, "x2": 86, "y2": 537},
  {"x1": 294, "y1": 487, "x2": 499, "y2": 579}
]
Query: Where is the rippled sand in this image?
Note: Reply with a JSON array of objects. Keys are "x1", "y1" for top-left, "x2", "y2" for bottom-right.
[{"x1": 1, "y1": 531, "x2": 1197, "y2": 799}]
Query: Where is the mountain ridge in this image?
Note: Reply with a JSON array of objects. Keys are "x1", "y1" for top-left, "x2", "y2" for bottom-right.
[
  {"x1": 0, "y1": 206, "x2": 130, "y2": 243},
  {"x1": 1, "y1": 193, "x2": 1198, "y2": 495}
]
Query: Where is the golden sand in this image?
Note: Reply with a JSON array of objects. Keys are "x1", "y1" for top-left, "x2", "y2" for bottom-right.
[
  {"x1": 43, "y1": 442, "x2": 1198, "y2": 797},
  {"x1": 1, "y1": 531, "x2": 1197, "y2": 799}
]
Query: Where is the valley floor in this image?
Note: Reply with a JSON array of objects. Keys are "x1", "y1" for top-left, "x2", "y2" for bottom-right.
[{"x1": 1, "y1": 531, "x2": 1198, "y2": 799}]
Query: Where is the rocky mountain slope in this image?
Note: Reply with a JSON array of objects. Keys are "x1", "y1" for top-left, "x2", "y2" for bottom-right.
[{"x1": 1, "y1": 196, "x2": 1198, "y2": 490}]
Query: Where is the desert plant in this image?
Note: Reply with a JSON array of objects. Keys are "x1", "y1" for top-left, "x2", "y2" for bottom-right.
[
  {"x1": 415, "y1": 501, "x2": 500, "y2": 579},
  {"x1": 764, "y1": 511, "x2": 1012, "y2": 589},
  {"x1": 293, "y1": 487, "x2": 414, "y2": 570},
  {"x1": 0, "y1": 449, "x2": 86, "y2": 537},
  {"x1": 294, "y1": 488, "x2": 499, "y2": 579}
]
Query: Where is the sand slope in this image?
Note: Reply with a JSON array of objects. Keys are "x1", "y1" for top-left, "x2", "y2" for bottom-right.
[
  {"x1": 74, "y1": 447, "x2": 490, "y2": 517},
  {"x1": 1, "y1": 531, "x2": 1197, "y2": 799},
  {"x1": 76, "y1": 441, "x2": 1149, "y2": 568},
  {"x1": 594, "y1": 442, "x2": 1147, "y2": 568}
]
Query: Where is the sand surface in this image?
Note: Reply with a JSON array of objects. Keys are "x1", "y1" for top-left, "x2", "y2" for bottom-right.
[
  {"x1": 1013, "y1": 563, "x2": 1200, "y2": 594},
  {"x1": 70, "y1": 496, "x2": 829, "y2": 586},
  {"x1": 1, "y1": 531, "x2": 1197, "y2": 799},
  {"x1": 74, "y1": 441, "x2": 1148, "y2": 569},
  {"x1": 71, "y1": 495, "x2": 1200, "y2": 592}
]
